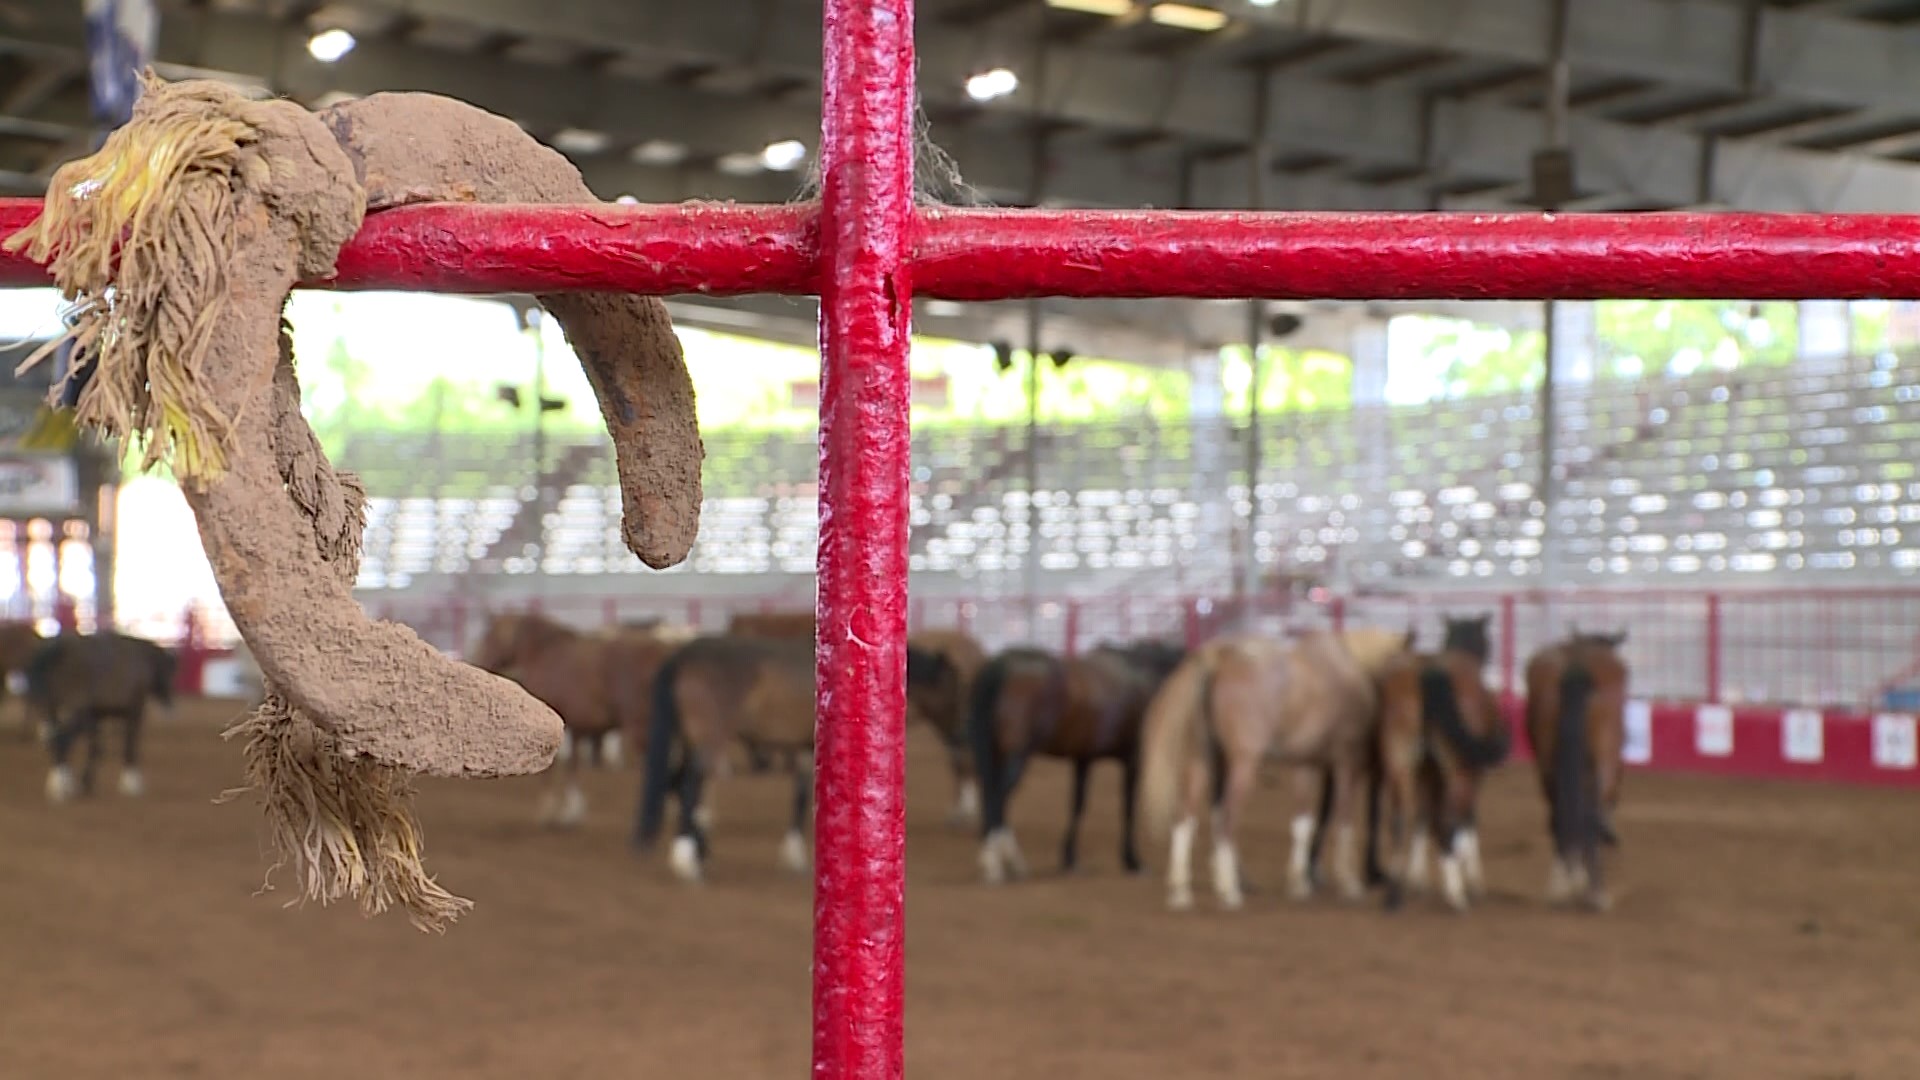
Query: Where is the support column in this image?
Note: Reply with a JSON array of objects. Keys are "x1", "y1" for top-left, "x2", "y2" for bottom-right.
[{"x1": 1189, "y1": 347, "x2": 1232, "y2": 595}]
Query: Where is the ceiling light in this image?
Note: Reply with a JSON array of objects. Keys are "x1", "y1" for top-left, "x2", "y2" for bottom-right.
[
  {"x1": 1246, "y1": 0, "x2": 1281, "y2": 7},
  {"x1": 306, "y1": 28, "x2": 356, "y2": 63},
  {"x1": 1149, "y1": 3, "x2": 1229, "y2": 30},
  {"x1": 964, "y1": 67, "x2": 1019, "y2": 103},
  {"x1": 614, "y1": 194, "x2": 639, "y2": 205},
  {"x1": 761, "y1": 139, "x2": 807, "y2": 172},
  {"x1": 551, "y1": 127, "x2": 611, "y2": 155},
  {"x1": 1046, "y1": 0, "x2": 1135, "y2": 14},
  {"x1": 631, "y1": 140, "x2": 688, "y2": 167},
  {"x1": 716, "y1": 151, "x2": 765, "y2": 176}
]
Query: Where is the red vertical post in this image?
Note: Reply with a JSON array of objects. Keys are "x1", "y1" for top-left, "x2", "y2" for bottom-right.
[
  {"x1": 1064, "y1": 601, "x2": 1081, "y2": 658},
  {"x1": 602, "y1": 595, "x2": 618, "y2": 629},
  {"x1": 1499, "y1": 593, "x2": 1518, "y2": 699},
  {"x1": 1328, "y1": 596, "x2": 1347, "y2": 633},
  {"x1": 1705, "y1": 592, "x2": 1723, "y2": 705},
  {"x1": 813, "y1": 2, "x2": 913, "y2": 1080},
  {"x1": 1184, "y1": 600, "x2": 1202, "y2": 649}
]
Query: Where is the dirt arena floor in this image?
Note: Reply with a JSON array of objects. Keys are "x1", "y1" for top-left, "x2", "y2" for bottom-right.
[{"x1": 2, "y1": 697, "x2": 1918, "y2": 1079}]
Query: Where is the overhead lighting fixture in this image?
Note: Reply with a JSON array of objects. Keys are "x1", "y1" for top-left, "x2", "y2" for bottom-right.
[
  {"x1": 761, "y1": 139, "x2": 807, "y2": 172},
  {"x1": 552, "y1": 127, "x2": 611, "y2": 155},
  {"x1": 716, "y1": 151, "x2": 765, "y2": 176},
  {"x1": 1149, "y1": 3, "x2": 1229, "y2": 30},
  {"x1": 1247, "y1": 0, "x2": 1281, "y2": 7},
  {"x1": 614, "y1": 194, "x2": 639, "y2": 205},
  {"x1": 1045, "y1": 0, "x2": 1135, "y2": 15},
  {"x1": 307, "y1": 28, "x2": 357, "y2": 63},
  {"x1": 964, "y1": 67, "x2": 1019, "y2": 103},
  {"x1": 631, "y1": 140, "x2": 688, "y2": 167}
]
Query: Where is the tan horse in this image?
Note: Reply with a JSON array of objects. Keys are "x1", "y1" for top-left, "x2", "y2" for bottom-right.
[
  {"x1": 907, "y1": 627, "x2": 988, "y2": 825},
  {"x1": 633, "y1": 633, "x2": 818, "y2": 882},
  {"x1": 1140, "y1": 627, "x2": 1413, "y2": 911},
  {"x1": 1525, "y1": 629, "x2": 1629, "y2": 912},
  {"x1": 469, "y1": 612, "x2": 690, "y2": 827},
  {"x1": 1371, "y1": 615, "x2": 1510, "y2": 912}
]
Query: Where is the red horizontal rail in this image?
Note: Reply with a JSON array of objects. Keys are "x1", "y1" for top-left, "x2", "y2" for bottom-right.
[{"x1": 6, "y1": 199, "x2": 1920, "y2": 300}]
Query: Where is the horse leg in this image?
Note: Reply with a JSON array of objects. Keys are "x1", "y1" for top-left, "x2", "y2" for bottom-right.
[
  {"x1": 1286, "y1": 766, "x2": 1321, "y2": 901},
  {"x1": 44, "y1": 708, "x2": 79, "y2": 803},
  {"x1": 1166, "y1": 754, "x2": 1208, "y2": 911},
  {"x1": 991, "y1": 751, "x2": 1031, "y2": 881},
  {"x1": 1457, "y1": 798, "x2": 1487, "y2": 899},
  {"x1": 78, "y1": 710, "x2": 104, "y2": 797},
  {"x1": 558, "y1": 741, "x2": 589, "y2": 827},
  {"x1": 1435, "y1": 773, "x2": 1477, "y2": 913},
  {"x1": 948, "y1": 745, "x2": 981, "y2": 828},
  {"x1": 781, "y1": 751, "x2": 813, "y2": 874},
  {"x1": 1210, "y1": 756, "x2": 1259, "y2": 911},
  {"x1": 1059, "y1": 758, "x2": 1091, "y2": 873},
  {"x1": 118, "y1": 710, "x2": 145, "y2": 797},
  {"x1": 669, "y1": 751, "x2": 710, "y2": 882},
  {"x1": 1327, "y1": 757, "x2": 1369, "y2": 902},
  {"x1": 1119, "y1": 752, "x2": 1143, "y2": 875}
]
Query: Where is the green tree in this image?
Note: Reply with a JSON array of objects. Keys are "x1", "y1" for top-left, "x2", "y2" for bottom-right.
[{"x1": 1595, "y1": 300, "x2": 1797, "y2": 378}]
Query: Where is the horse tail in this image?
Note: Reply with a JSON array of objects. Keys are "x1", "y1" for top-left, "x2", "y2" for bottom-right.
[
  {"x1": 1423, "y1": 663, "x2": 1508, "y2": 769},
  {"x1": 1139, "y1": 648, "x2": 1215, "y2": 841},
  {"x1": 1550, "y1": 664, "x2": 1599, "y2": 858},
  {"x1": 23, "y1": 637, "x2": 59, "y2": 707},
  {"x1": 633, "y1": 646, "x2": 688, "y2": 849},
  {"x1": 966, "y1": 653, "x2": 1011, "y2": 836}
]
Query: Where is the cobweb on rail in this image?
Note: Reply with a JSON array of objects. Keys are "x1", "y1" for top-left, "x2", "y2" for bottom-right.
[{"x1": 792, "y1": 101, "x2": 989, "y2": 208}]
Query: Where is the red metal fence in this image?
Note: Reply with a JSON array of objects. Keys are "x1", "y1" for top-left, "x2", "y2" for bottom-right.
[{"x1": 10, "y1": 0, "x2": 1920, "y2": 1074}]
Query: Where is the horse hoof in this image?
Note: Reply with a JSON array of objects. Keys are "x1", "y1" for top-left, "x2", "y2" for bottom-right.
[
  {"x1": 669, "y1": 836, "x2": 704, "y2": 883},
  {"x1": 1582, "y1": 890, "x2": 1614, "y2": 914},
  {"x1": 1167, "y1": 888, "x2": 1195, "y2": 912},
  {"x1": 44, "y1": 766, "x2": 75, "y2": 803},
  {"x1": 1218, "y1": 892, "x2": 1246, "y2": 912},
  {"x1": 117, "y1": 769, "x2": 144, "y2": 798}
]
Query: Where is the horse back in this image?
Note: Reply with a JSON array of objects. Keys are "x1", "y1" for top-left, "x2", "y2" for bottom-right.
[{"x1": 671, "y1": 634, "x2": 816, "y2": 750}]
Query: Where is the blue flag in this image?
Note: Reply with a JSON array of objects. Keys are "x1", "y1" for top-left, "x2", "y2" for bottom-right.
[{"x1": 83, "y1": 0, "x2": 156, "y2": 130}]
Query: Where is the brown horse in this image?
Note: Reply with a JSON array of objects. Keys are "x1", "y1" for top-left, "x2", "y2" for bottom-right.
[
  {"x1": 907, "y1": 627, "x2": 988, "y2": 825},
  {"x1": 1525, "y1": 628, "x2": 1629, "y2": 912},
  {"x1": 1140, "y1": 627, "x2": 1412, "y2": 911},
  {"x1": 967, "y1": 640, "x2": 1186, "y2": 884},
  {"x1": 469, "y1": 612, "x2": 689, "y2": 827},
  {"x1": 633, "y1": 633, "x2": 819, "y2": 881},
  {"x1": 30, "y1": 631, "x2": 176, "y2": 802},
  {"x1": 0, "y1": 619, "x2": 46, "y2": 740},
  {"x1": 1369, "y1": 614, "x2": 1510, "y2": 912}
]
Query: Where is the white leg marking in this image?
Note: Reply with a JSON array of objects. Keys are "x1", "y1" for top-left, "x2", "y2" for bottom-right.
[
  {"x1": 1546, "y1": 856, "x2": 1575, "y2": 903},
  {"x1": 601, "y1": 732, "x2": 624, "y2": 768},
  {"x1": 45, "y1": 764, "x2": 74, "y2": 803},
  {"x1": 780, "y1": 829, "x2": 810, "y2": 873},
  {"x1": 1458, "y1": 827, "x2": 1485, "y2": 896},
  {"x1": 117, "y1": 767, "x2": 144, "y2": 798},
  {"x1": 557, "y1": 783, "x2": 588, "y2": 826},
  {"x1": 555, "y1": 731, "x2": 574, "y2": 763},
  {"x1": 979, "y1": 836, "x2": 1006, "y2": 884},
  {"x1": 1405, "y1": 831, "x2": 1431, "y2": 891},
  {"x1": 692, "y1": 802, "x2": 715, "y2": 832},
  {"x1": 1439, "y1": 852, "x2": 1469, "y2": 912},
  {"x1": 1288, "y1": 813, "x2": 1316, "y2": 900},
  {"x1": 1212, "y1": 838, "x2": 1244, "y2": 911},
  {"x1": 669, "y1": 835, "x2": 703, "y2": 882},
  {"x1": 952, "y1": 779, "x2": 982, "y2": 824},
  {"x1": 1167, "y1": 816, "x2": 1197, "y2": 911},
  {"x1": 996, "y1": 827, "x2": 1029, "y2": 880}
]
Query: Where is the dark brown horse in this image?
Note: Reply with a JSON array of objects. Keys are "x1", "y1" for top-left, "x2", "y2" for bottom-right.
[
  {"x1": 30, "y1": 631, "x2": 176, "y2": 802},
  {"x1": 633, "y1": 633, "x2": 818, "y2": 882},
  {"x1": 469, "y1": 612, "x2": 691, "y2": 827},
  {"x1": 967, "y1": 640, "x2": 1186, "y2": 883},
  {"x1": 0, "y1": 619, "x2": 46, "y2": 740},
  {"x1": 1525, "y1": 628, "x2": 1629, "y2": 912},
  {"x1": 1368, "y1": 614, "x2": 1510, "y2": 912},
  {"x1": 907, "y1": 628, "x2": 988, "y2": 825}
]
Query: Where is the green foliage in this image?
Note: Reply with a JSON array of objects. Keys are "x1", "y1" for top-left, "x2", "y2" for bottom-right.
[
  {"x1": 1595, "y1": 301, "x2": 1798, "y2": 378},
  {"x1": 1220, "y1": 345, "x2": 1354, "y2": 414}
]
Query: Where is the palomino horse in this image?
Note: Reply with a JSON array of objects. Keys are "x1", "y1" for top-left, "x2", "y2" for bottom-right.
[
  {"x1": 1525, "y1": 628, "x2": 1629, "y2": 912},
  {"x1": 1369, "y1": 614, "x2": 1510, "y2": 911},
  {"x1": 967, "y1": 640, "x2": 1186, "y2": 883},
  {"x1": 31, "y1": 631, "x2": 177, "y2": 802},
  {"x1": 908, "y1": 628, "x2": 988, "y2": 825},
  {"x1": 0, "y1": 619, "x2": 46, "y2": 740},
  {"x1": 469, "y1": 612, "x2": 692, "y2": 827},
  {"x1": 1140, "y1": 627, "x2": 1412, "y2": 911},
  {"x1": 633, "y1": 633, "x2": 818, "y2": 881}
]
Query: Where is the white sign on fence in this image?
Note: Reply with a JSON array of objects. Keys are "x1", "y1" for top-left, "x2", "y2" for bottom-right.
[
  {"x1": 1782, "y1": 708, "x2": 1824, "y2": 764},
  {"x1": 1622, "y1": 699, "x2": 1653, "y2": 765},
  {"x1": 1872, "y1": 714, "x2": 1918, "y2": 770},
  {"x1": 1695, "y1": 704, "x2": 1734, "y2": 757}
]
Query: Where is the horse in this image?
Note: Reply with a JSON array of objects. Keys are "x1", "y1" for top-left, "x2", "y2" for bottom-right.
[
  {"x1": 30, "y1": 631, "x2": 177, "y2": 802},
  {"x1": 967, "y1": 639, "x2": 1188, "y2": 883},
  {"x1": 1369, "y1": 614, "x2": 1510, "y2": 912},
  {"x1": 0, "y1": 619, "x2": 46, "y2": 740},
  {"x1": 906, "y1": 628, "x2": 988, "y2": 825},
  {"x1": 1139, "y1": 627, "x2": 1413, "y2": 911},
  {"x1": 469, "y1": 612, "x2": 688, "y2": 827},
  {"x1": 1525, "y1": 628, "x2": 1629, "y2": 912},
  {"x1": 633, "y1": 633, "x2": 819, "y2": 882}
]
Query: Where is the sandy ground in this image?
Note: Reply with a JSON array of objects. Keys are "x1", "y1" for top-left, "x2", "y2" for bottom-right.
[{"x1": 1, "y1": 697, "x2": 1917, "y2": 1079}]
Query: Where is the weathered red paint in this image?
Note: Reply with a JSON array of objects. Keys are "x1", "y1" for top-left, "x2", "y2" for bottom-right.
[
  {"x1": 812, "y1": 1, "x2": 913, "y2": 1079},
  {"x1": 12, "y1": 199, "x2": 1920, "y2": 300}
]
